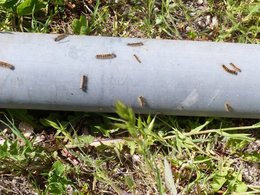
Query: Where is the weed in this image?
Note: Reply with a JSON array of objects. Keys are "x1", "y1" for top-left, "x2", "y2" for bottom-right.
[{"x1": 43, "y1": 160, "x2": 73, "y2": 194}]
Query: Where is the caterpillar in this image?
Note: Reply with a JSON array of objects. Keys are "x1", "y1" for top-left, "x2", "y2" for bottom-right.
[
  {"x1": 0, "y1": 61, "x2": 15, "y2": 70},
  {"x1": 230, "y1": 63, "x2": 241, "y2": 72},
  {"x1": 80, "y1": 75, "x2": 88, "y2": 92},
  {"x1": 222, "y1": 64, "x2": 237, "y2": 75},
  {"x1": 224, "y1": 103, "x2": 232, "y2": 112},
  {"x1": 127, "y1": 42, "x2": 144, "y2": 47},
  {"x1": 54, "y1": 34, "x2": 69, "y2": 42},
  {"x1": 96, "y1": 53, "x2": 116, "y2": 59},
  {"x1": 133, "y1": 54, "x2": 141, "y2": 63},
  {"x1": 138, "y1": 96, "x2": 146, "y2": 107}
]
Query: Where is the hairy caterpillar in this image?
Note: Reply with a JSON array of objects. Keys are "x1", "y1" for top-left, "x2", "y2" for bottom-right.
[
  {"x1": 225, "y1": 103, "x2": 233, "y2": 112},
  {"x1": 222, "y1": 64, "x2": 237, "y2": 75},
  {"x1": 133, "y1": 54, "x2": 141, "y2": 63},
  {"x1": 138, "y1": 96, "x2": 146, "y2": 107},
  {"x1": 127, "y1": 42, "x2": 144, "y2": 47},
  {"x1": 54, "y1": 34, "x2": 69, "y2": 42},
  {"x1": 230, "y1": 63, "x2": 241, "y2": 72},
  {"x1": 80, "y1": 75, "x2": 88, "y2": 92},
  {"x1": 0, "y1": 61, "x2": 15, "y2": 70},
  {"x1": 96, "y1": 53, "x2": 116, "y2": 59}
]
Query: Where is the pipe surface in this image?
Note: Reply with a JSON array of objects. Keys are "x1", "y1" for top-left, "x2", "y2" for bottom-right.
[{"x1": 0, "y1": 32, "x2": 259, "y2": 118}]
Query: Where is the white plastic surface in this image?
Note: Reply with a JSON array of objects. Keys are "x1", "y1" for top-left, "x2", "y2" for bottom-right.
[{"x1": 0, "y1": 32, "x2": 260, "y2": 118}]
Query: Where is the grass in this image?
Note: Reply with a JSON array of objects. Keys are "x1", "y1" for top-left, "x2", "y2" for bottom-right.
[
  {"x1": 0, "y1": 104, "x2": 259, "y2": 194},
  {"x1": 0, "y1": 0, "x2": 260, "y2": 194},
  {"x1": 0, "y1": 0, "x2": 259, "y2": 41}
]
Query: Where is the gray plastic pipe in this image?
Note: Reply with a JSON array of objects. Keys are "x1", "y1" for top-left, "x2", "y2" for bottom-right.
[{"x1": 0, "y1": 32, "x2": 260, "y2": 118}]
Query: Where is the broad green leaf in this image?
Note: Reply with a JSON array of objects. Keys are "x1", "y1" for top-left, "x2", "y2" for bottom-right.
[
  {"x1": 155, "y1": 15, "x2": 163, "y2": 25},
  {"x1": 210, "y1": 166, "x2": 229, "y2": 192},
  {"x1": 72, "y1": 19, "x2": 81, "y2": 34},
  {"x1": 248, "y1": 4, "x2": 260, "y2": 16},
  {"x1": 235, "y1": 181, "x2": 248, "y2": 192},
  {"x1": 1, "y1": 0, "x2": 18, "y2": 8},
  {"x1": 127, "y1": 141, "x2": 136, "y2": 155},
  {"x1": 218, "y1": 167, "x2": 229, "y2": 177},
  {"x1": 79, "y1": 15, "x2": 87, "y2": 35},
  {"x1": 115, "y1": 101, "x2": 128, "y2": 119},
  {"x1": 72, "y1": 15, "x2": 89, "y2": 35},
  {"x1": 80, "y1": 26, "x2": 88, "y2": 35},
  {"x1": 114, "y1": 101, "x2": 138, "y2": 137},
  {"x1": 52, "y1": 160, "x2": 65, "y2": 176},
  {"x1": 124, "y1": 175, "x2": 135, "y2": 189},
  {"x1": 146, "y1": 115, "x2": 151, "y2": 124},
  {"x1": 145, "y1": 116, "x2": 155, "y2": 134},
  {"x1": 211, "y1": 175, "x2": 227, "y2": 192},
  {"x1": 0, "y1": 140, "x2": 8, "y2": 157},
  {"x1": 47, "y1": 182, "x2": 65, "y2": 194},
  {"x1": 243, "y1": 152, "x2": 260, "y2": 162},
  {"x1": 17, "y1": 0, "x2": 45, "y2": 16},
  {"x1": 127, "y1": 126, "x2": 138, "y2": 138},
  {"x1": 127, "y1": 107, "x2": 136, "y2": 124},
  {"x1": 115, "y1": 101, "x2": 136, "y2": 123},
  {"x1": 137, "y1": 116, "x2": 142, "y2": 129},
  {"x1": 231, "y1": 171, "x2": 243, "y2": 181}
]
